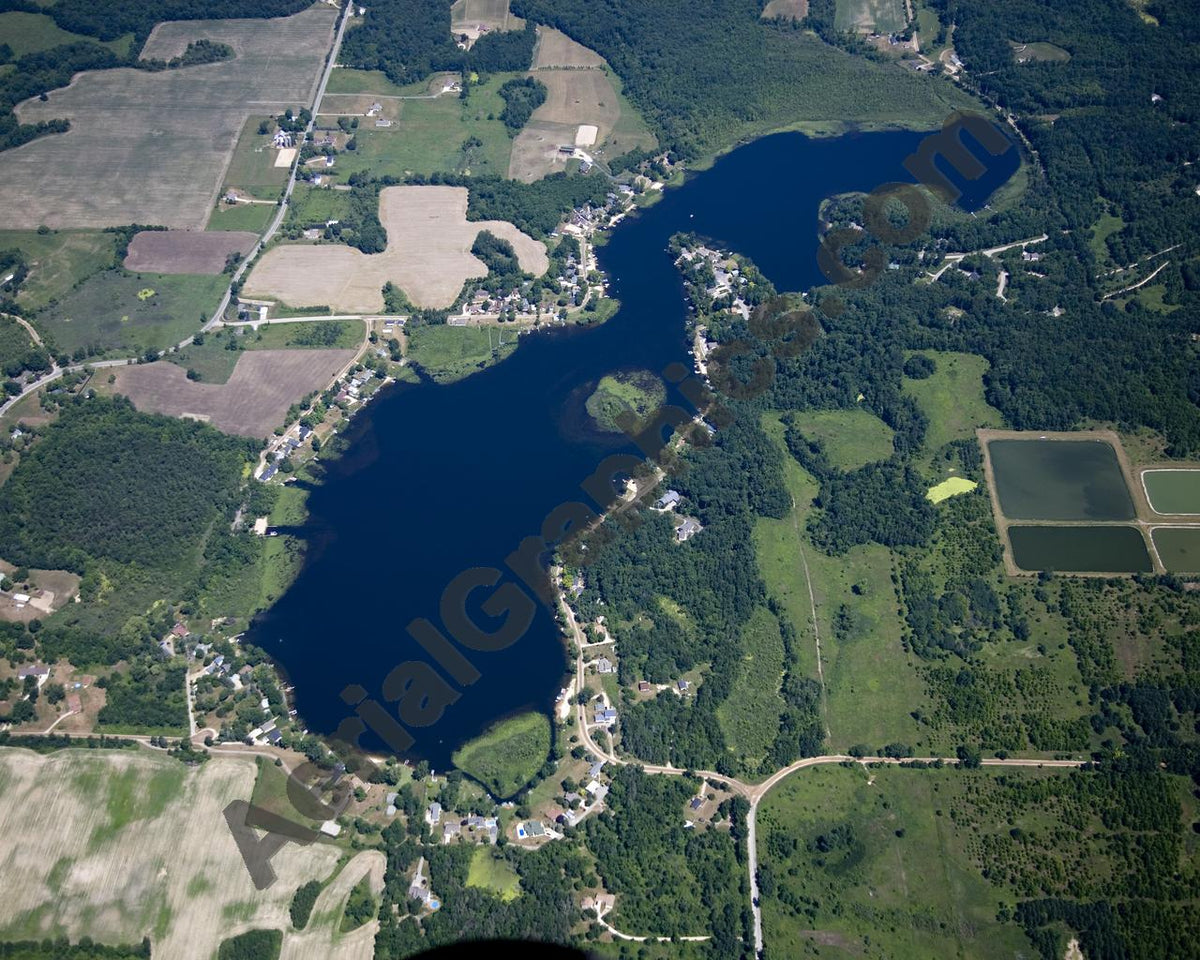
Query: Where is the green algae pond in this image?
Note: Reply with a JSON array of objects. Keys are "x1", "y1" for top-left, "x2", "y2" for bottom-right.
[
  {"x1": 988, "y1": 439, "x2": 1135, "y2": 521},
  {"x1": 1008, "y1": 525, "x2": 1152, "y2": 573}
]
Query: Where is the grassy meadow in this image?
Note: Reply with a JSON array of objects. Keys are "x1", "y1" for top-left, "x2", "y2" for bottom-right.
[{"x1": 452, "y1": 710, "x2": 551, "y2": 798}]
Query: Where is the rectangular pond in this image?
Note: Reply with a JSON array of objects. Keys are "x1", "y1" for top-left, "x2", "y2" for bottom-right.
[
  {"x1": 988, "y1": 439, "x2": 1135, "y2": 521},
  {"x1": 1150, "y1": 527, "x2": 1200, "y2": 573},
  {"x1": 1142, "y1": 469, "x2": 1200, "y2": 515},
  {"x1": 1008, "y1": 525, "x2": 1152, "y2": 573}
]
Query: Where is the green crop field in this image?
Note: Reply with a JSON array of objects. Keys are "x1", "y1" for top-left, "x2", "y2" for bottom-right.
[
  {"x1": 36, "y1": 271, "x2": 227, "y2": 356},
  {"x1": 716, "y1": 606, "x2": 786, "y2": 763},
  {"x1": 452, "y1": 710, "x2": 551, "y2": 798},
  {"x1": 902, "y1": 351, "x2": 1002, "y2": 463},
  {"x1": 787, "y1": 407, "x2": 895, "y2": 470}
]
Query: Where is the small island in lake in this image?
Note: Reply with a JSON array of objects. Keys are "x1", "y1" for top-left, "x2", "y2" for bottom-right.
[{"x1": 585, "y1": 369, "x2": 666, "y2": 434}]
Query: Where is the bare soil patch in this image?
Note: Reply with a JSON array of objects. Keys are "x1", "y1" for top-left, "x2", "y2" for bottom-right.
[
  {"x1": 1, "y1": 7, "x2": 336, "y2": 230},
  {"x1": 280, "y1": 851, "x2": 385, "y2": 960},
  {"x1": 111, "y1": 348, "x2": 355, "y2": 438},
  {"x1": 245, "y1": 185, "x2": 548, "y2": 310},
  {"x1": 762, "y1": 0, "x2": 809, "y2": 18},
  {"x1": 0, "y1": 560, "x2": 79, "y2": 624},
  {"x1": 532, "y1": 26, "x2": 606, "y2": 68},
  {"x1": 124, "y1": 231, "x2": 257, "y2": 275}
]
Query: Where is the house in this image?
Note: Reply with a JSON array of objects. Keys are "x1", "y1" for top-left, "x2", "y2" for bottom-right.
[
  {"x1": 585, "y1": 780, "x2": 608, "y2": 803},
  {"x1": 375, "y1": 118, "x2": 393, "y2": 128},
  {"x1": 11, "y1": 593, "x2": 30, "y2": 606},
  {"x1": 588, "y1": 760, "x2": 605, "y2": 779},
  {"x1": 265, "y1": 728, "x2": 283, "y2": 745},
  {"x1": 171, "y1": 623, "x2": 190, "y2": 639},
  {"x1": 654, "y1": 490, "x2": 681, "y2": 510},
  {"x1": 1022, "y1": 250, "x2": 1043, "y2": 262},
  {"x1": 426, "y1": 802, "x2": 442, "y2": 825},
  {"x1": 522, "y1": 820, "x2": 546, "y2": 839},
  {"x1": 676, "y1": 518, "x2": 703, "y2": 542},
  {"x1": 594, "y1": 657, "x2": 614, "y2": 674},
  {"x1": 16, "y1": 664, "x2": 49, "y2": 681},
  {"x1": 677, "y1": 679, "x2": 690, "y2": 693},
  {"x1": 637, "y1": 681, "x2": 651, "y2": 693},
  {"x1": 319, "y1": 820, "x2": 341, "y2": 837},
  {"x1": 386, "y1": 792, "x2": 398, "y2": 816},
  {"x1": 593, "y1": 706, "x2": 617, "y2": 724},
  {"x1": 690, "y1": 796, "x2": 703, "y2": 811},
  {"x1": 260, "y1": 465, "x2": 278, "y2": 482},
  {"x1": 442, "y1": 821, "x2": 461, "y2": 843},
  {"x1": 272, "y1": 130, "x2": 294, "y2": 148},
  {"x1": 303, "y1": 228, "x2": 321, "y2": 240}
]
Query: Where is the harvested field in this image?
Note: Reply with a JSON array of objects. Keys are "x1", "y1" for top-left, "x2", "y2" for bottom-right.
[
  {"x1": 110, "y1": 348, "x2": 356, "y2": 437},
  {"x1": 762, "y1": 0, "x2": 809, "y2": 19},
  {"x1": 532, "y1": 26, "x2": 606, "y2": 68},
  {"x1": 835, "y1": 0, "x2": 908, "y2": 34},
  {"x1": 245, "y1": 185, "x2": 548, "y2": 310},
  {"x1": 0, "y1": 7, "x2": 336, "y2": 230},
  {"x1": 0, "y1": 749, "x2": 344, "y2": 960},
  {"x1": 124, "y1": 231, "x2": 258, "y2": 275},
  {"x1": 280, "y1": 851, "x2": 385, "y2": 960}
]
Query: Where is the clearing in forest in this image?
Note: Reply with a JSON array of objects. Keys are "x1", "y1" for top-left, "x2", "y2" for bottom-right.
[
  {"x1": 509, "y1": 28, "x2": 656, "y2": 182},
  {"x1": 761, "y1": 0, "x2": 809, "y2": 19},
  {"x1": 450, "y1": 0, "x2": 525, "y2": 46},
  {"x1": 109, "y1": 348, "x2": 356, "y2": 438},
  {"x1": 244, "y1": 186, "x2": 548, "y2": 310},
  {"x1": 0, "y1": 7, "x2": 336, "y2": 230},
  {"x1": 834, "y1": 0, "x2": 908, "y2": 34}
]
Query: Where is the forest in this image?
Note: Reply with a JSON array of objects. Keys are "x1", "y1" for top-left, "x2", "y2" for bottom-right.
[
  {"x1": 340, "y1": 0, "x2": 536, "y2": 85},
  {"x1": 497, "y1": 76, "x2": 547, "y2": 134},
  {"x1": 511, "y1": 0, "x2": 972, "y2": 158}
]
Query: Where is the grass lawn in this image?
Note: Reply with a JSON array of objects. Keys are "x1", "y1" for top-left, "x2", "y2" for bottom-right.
[
  {"x1": 35, "y1": 270, "x2": 227, "y2": 356},
  {"x1": 0, "y1": 229, "x2": 117, "y2": 312},
  {"x1": 902, "y1": 350, "x2": 1002, "y2": 465},
  {"x1": 334, "y1": 76, "x2": 516, "y2": 180},
  {"x1": 758, "y1": 764, "x2": 1050, "y2": 960},
  {"x1": 788, "y1": 407, "x2": 894, "y2": 470},
  {"x1": 407, "y1": 324, "x2": 518, "y2": 383},
  {"x1": 716, "y1": 606, "x2": 786, "y2": 764},
  {"x1": 285, "y1": 185, "x2": 355, "y2": 227},
  {"x1": 249, "y1": 756, "x2": 323, "y2": 832},
  {"x1": 222, "y1": 116, "x2": 291, "y2": 199},
  {"x1": 452, "y1": 710, "x2": 551, "y2": 798},
  {"x1": 466, "y1": 847, "x2": 521, "y2": 901},
  {"x1": 206, "y1": 202, "x2": 276, "y2": 234},
  {"x1": 0, "y1": 11, "x2": 133, "y2": 57},
  {"x1": 324, "y1": 68, "x2": 436, "y2": 97},
  {"x1": 756, "y1": 413, "x2": 931, "y2": 752}
]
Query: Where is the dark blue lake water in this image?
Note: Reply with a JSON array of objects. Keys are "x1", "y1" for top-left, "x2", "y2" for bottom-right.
[{"x1": 248, "y1": 126, "x2": 1018, "y2": 770}]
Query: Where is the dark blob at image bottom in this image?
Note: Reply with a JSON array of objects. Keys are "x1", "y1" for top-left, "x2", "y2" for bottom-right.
[{"x1": 246, "y1": 126, "x2": 1019, "y2": 771}]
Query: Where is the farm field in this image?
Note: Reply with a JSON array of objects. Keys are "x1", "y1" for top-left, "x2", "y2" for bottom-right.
[
  {"x1": 0, "y1": 748, "x2": 347, "y2": 960},
  {"x1": 761, "y1": 0, "x2": 808, "y2": 19},
  {"x1": 0, "y1": 7, "x2": 336, "y2": 230},
  {"x1": 788, "y1": 408, "x2": 894, "y2": 471},
  {"x1": 510, "y1": 28, "x2": 657, "y2": 182},
  {"x1": 108, "y1": 348, "x2": 356, "y2": 437},
  {"x1": 1150, "y1": 527, "x2": 1200, "y2": 573},
  {"x1": 757, "y1": 764, "x2": 1070, "y2": 959},
  {"x1": 0, "y1": 229, "x2": 117, "y2": 312},
  {"x1": 207, "y1": 201, "x2": 277, "y2": 233},
  {"x1": 223, "y1": 116, "x2": 293, "y2": 200},
  {"x1": 451, "y1": 0, "x2": 526, "y2": 43},
  {"x1": 987, "y1": 438, "x2": 1135, "y2": 521},
  {"x1": 0, "y1": 11, "x2": 133, "y2": 57},
  {"x1": 1008, "y1": 525, "x2": 1152, "y2": 573},
  {"x1": 324, "y1": 69, "x2": 439, "y2": 98},
  {"x1": 406, "y1": 323, "x2": 519, "y2": 383},
  {"x1": 834, "y1": 0, "x2": 908, "y2": 33},
  {"x1": 1142, "y1": 468, "x2": 1200, "y2": 515},
  {"x1": 245, "y1": 186, "x2": 548, "y2": 311},
  {"x1": 168, "y1": 321, "x2": 363, "y2": 384},
  {"x1": 124, "y1": 230, "x2": 257, "y2": 275},
  {"x1": 36, "y1": 271, "x2": 227, "y2": 355},
  {"x1": 330, "y1": 75, "x2": 515, "y2": 180}
]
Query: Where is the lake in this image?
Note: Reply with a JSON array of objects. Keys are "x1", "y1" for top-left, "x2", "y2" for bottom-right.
[{"x1": 248, "y1": 125, "x2": 1019, "y2": 770}]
